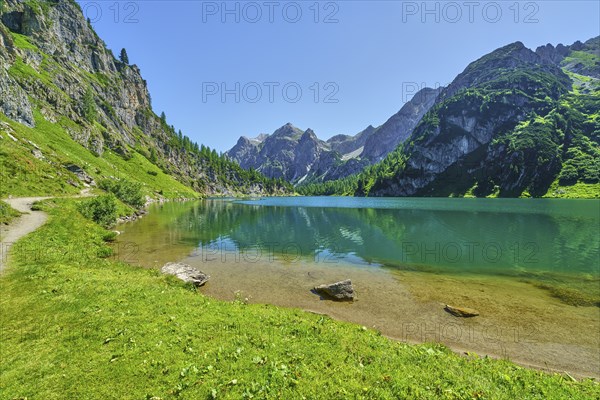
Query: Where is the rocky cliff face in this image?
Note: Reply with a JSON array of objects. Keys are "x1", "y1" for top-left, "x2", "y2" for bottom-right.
[
  {"x1": 0, "y1": 21, "x2": 34, "y2": 126},
  {"x1": 0, "y1": 0, "x2": 288, "y2": 195},
  {"x1": 227, "y1": 87, "x2": 442, "y2": 185},
  {"x1": 227, "y1": 123, "x2": 331, "y2": 183},
  {"x1": 361, "y1": 87, "x2": 442, "y2": 162},
  {"x1": 326, "y1": 125, "x2": 375, "y2": 156},
  {"x1": 362, "y1": 38, "x2": 599, "y2": 197}
]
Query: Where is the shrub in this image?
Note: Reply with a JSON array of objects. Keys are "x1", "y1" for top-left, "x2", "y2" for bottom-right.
[
  {"x1": 82, "y1": 87, "x2": 96, "y2": 123},
  {"x1": 559, "y1": 163, "x2": 579, "y2": 185},
  {"x1": 102, "y1": 231, "x2": 118, "y2": 242},
  {"x1": 96, "y1": 246, "x2": 113, "y2": 258},
  {"x1": 98, "y1": 178, "x2": 145, "y2": 209},
  {"x1": 77, "y1": 194, "x2": 117, "y2": 228}
]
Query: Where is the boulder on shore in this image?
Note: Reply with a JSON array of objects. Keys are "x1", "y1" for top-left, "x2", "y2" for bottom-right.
[
  {"x1": 314, "y1": 279, "x2": 354, "y2": 301},
  {"x1": 444, "y1": 304, "x2": 479, "y2": 318},
  {"x1": 161, "y1": 262, "x2": 210, "y2": 287}
]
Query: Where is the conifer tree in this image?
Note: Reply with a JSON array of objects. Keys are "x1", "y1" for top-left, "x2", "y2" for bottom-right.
[{"x1": 120, "y1": 48, "x2": 129, "y2": 64}]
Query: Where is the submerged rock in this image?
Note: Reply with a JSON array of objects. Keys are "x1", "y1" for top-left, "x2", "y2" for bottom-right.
[
  {"x1": 444, "y1": 304, "x2": 479, "y2": 318},
  {"x1": 161, "y1": 262, "x2": 210, "y2": 287},
  {"x1": 314, "y1": 279, "x2": 354, "y2": 301}
]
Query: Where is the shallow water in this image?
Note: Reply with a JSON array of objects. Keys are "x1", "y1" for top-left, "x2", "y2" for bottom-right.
[{"x1": 116, "y1": 197, "x2": 600, "y2": 377}]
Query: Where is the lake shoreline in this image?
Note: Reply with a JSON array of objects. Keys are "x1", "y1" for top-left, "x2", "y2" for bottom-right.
[
  {"x1": 115, "y1": 197, "x2": 600, "y2": 379},
  {"x1": 179, "y1": 254, "x2": 599, "y2": 380}
]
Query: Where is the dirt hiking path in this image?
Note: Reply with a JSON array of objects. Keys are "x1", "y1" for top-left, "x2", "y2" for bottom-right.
[
  {"x1": 0, "y1": 189, "x2": 93, "y2": 273},
  {"x1": 0, "y1": 197, "x2": 51, "y2": 273}
]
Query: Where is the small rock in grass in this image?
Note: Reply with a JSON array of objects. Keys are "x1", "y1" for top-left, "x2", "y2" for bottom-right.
[{"x1": 444, "y1": 304, "x2": 479, "y2": 318}]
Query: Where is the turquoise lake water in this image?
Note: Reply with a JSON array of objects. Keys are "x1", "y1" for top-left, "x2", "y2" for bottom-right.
[{"x1": 131, "y1": 197, "x2": 599, "y2": 278}]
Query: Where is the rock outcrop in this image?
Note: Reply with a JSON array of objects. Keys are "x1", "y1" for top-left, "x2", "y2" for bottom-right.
[{"x1": 65, "y1": 164, "x2": 95, "y2": 186}]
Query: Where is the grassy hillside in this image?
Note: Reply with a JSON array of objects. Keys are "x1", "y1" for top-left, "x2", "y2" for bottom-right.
[
  {"x1": 0, "y1": 198, "x2": 598, "y2": 399},
  {"x1": 0, "y1": 6, "x2": 290, "y2": 198},
  {"x1": 0, "y1": 111, "x2": 199, "y2": 199}
]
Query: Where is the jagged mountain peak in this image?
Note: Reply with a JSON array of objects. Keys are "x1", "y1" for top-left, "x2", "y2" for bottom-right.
[
  {"x1": 301, "y1": 129, "x2": 318, "y2": 141},
  {"x1": 440, "y1": 40, "x2": 569, "y2": 102},
  {"x1": 227, "y1": 84, "x2": 444, "y2": 183},
  {"x1": 271, "y1": 122, "x2": 303, "y2": 138}
]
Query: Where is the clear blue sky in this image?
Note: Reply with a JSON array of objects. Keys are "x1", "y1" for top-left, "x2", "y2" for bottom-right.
[{"x1": 78, "y1": 1, "x2": 600, "y2": 152}]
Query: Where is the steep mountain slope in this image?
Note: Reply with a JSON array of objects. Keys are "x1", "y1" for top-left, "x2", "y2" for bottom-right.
[
  {"x1": 298, "y1": 38, "x2": 598, "y2": 198},
  {"x1": 226, "y1": 87, "x2": 441, "y2": 184},
  {"x1": 361, "y1": 87, "x2": 442, "y2": 162},
  {"x1": 356, "y1": 38, "x2": 599, "y2": 198},
  {"x1": 299, "y1": 38, "x2": 599, "y2": 198},
  {"x1": 0, "y1": 0, "x2": 290, "y2": 198}
]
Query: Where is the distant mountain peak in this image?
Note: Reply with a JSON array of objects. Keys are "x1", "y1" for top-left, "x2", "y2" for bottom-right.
[
  {"x1": 254, "y1": 133, "x2": 269, "y2": 142},
  {"x1": 227, "y1": 85, "x2": 441, "y2": 183},
  {"x1": 272, "y1": 123, "x2": 303, "y2": 138},
  {"x1": 299, "y1": 129, "x2": 321, "y2": 146}
]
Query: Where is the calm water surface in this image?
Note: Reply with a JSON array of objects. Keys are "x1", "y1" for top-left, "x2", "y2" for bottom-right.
[{"x1": 120, "y1": 197, "x2": 599, "y2": 277}]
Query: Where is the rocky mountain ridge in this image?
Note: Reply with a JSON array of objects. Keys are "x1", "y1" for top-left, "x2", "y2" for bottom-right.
[
  {"x1": 358, "y1": 37, "x2": 599, "y2": 197},
  {"x1": 226, "y1": 87, "x2": 442, "y2": 184},
  {"x1": 298, "y1": 37, "x2": 599, "y2": 198}
]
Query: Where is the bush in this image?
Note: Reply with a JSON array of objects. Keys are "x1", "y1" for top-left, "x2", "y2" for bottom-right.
[
  {"x1": 98, "y1": 178, "x2": 145, "y2": 209},
  {"x1": 77, "y1": 194, "x2": 117, "y2": 228},
  {"x1": 559, "y1": 163, "x2": 579, "y2": 185},
  {"x1": 82, "y1": 87, "x2": 96, "y2": 123},
  {"x1": 96, "y1": 246, "x2": 113, "y2": 258},
  {"x1": 101, "y1": 231, "x2": 118, "y2": 242}
]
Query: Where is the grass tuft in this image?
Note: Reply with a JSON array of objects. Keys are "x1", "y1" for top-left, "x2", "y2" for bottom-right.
[{"x1": 0, "y1": 200, "x2": 21, "y2": 224}]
